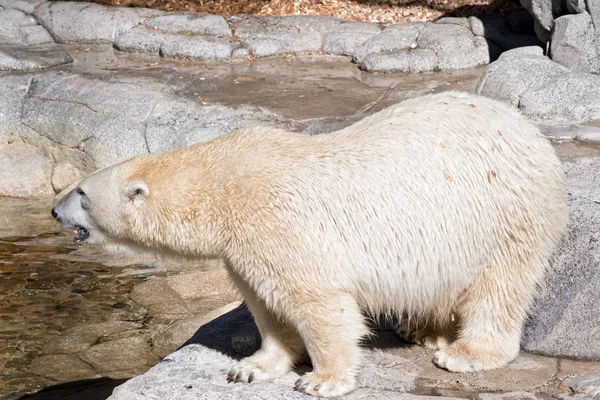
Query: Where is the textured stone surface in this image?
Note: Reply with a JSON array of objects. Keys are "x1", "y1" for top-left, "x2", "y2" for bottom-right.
[
  {"x1": 146, "y1": 12, "x2": 230, "y2": 36},
  {"x1": 28, "y1": 354, "x2": 95, "y2": 381},
  {"x1": 107, "y1": 304, "x2": 578, "y2": 400},
  {"x1": 355, "y1": 22, "x2": 489, "y2": 72},
  {"x1": 0, "y1": 44, "x2": 72, "y2": 70},
  {"x1": 114, "y1": 26, "x2": 234, "y2": 60},
  {"x1": 231, "y1": 15, "x2": 328, "y2": 57},
  {"x1": 551, "y1": 12, "x2": 600, "y2": 73},
  {"x1": 564, "y1": 373, "x2": 600, "y2": 398},
  {"x1": 0, "y1": 0, "x2": 48, "y2": 14},
  {"x1": 518, "y1": 73, "x2": 600, "y2": 123},
  {"x1": 0, "y1": 143, "x2": 53, "y2": 198},
  {"x1": 474, "y1": 47, "x2": 600, "y2": 123},
  {"x1": 522, "y1": 158, "x2": 600, "y2": 359},
  {"x1": 151, "y1": 302, "x2": 241, "y2": 358},
  {"x1": 80, "y1": 335, "x2": 160, "y2": 373},
  {"x1": 51, "y1": 160, "x2": 83, "y2": 193},
  {"x1": 34, "y1": 1, "x2": 160, "y2": 44}
]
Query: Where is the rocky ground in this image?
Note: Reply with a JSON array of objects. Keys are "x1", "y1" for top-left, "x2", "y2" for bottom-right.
[{"x1": 0, "y1": 0, "x2": 599, "y2": 399}]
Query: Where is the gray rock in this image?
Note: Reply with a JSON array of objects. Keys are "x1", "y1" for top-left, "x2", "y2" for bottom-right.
[
  {"x1": 0, "y1": 9, "x2": 34, "y2": 44},
  {"x1": 0, "y1": 0, "x2": 48, "y2": 14},
  {"x1": 551, "y1": 12, "x2": 600, "y2": 73},
  {"x1": 322, "y1": 31, "x2": 378, "y2": 56},
  {"x1": 28, "y1": 354, "x2": 96, "y2": 381},
  {"x1": 51, "y1": 160, "x2": 83, "y2": 193},
  {"x1": 34, "y1": 1, "x2": 160, "y2": 44},
  {"x1": 352, "y1": 23, "x2": 425, "y2": 64},
  {"x1": 0, "y1": 142, "x2": 53, "y2": 198},
  {"x1": 564, "y1": 373, "x2": 600, "y2": 398},
  {"x1": 21, "y1": 25, "x2": 55, "y2": 45},
  {"x1": 434, "y1": 16, "x2": 470, "y2": 29},
  {"x1": 231, "y1": 15, "x2": 340, "y2": 57},
  {"x1": 356, "y1": 22, "x2": 490, "y2": 72},
  {"x1": 0, "y1": 74, "x2": 32, "y2": 140},
  {"x1": 159, "y1": 34, "x2": 233, "y2": 61},
  {"x1": 0, "y1": 44, "x2": 72, "y2": 70},
  {"x1": 519, "y1": 72, "x2": 600, "y2": 123},
  {"x1": 145, "y1": 12, "x2": 231, "y2": 36},
  {"x1": 522, "y1": 158, "x2": 600, "y2": 359},
  {"x1": 44, "y1": 321, "x2": 143, "y2": 354},
  {"x1": 416, "y1": 23, "x2": 489, "y2": 70},
  {"x1": 474, "y1": 47, "x2": 568, "y2": 107},
  {"x1": 116, "y1": 27, "x2": 233, "y2": 60}
]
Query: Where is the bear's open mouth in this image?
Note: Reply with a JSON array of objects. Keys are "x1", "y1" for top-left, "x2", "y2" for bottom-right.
[{"x1": 74, "y1": 227, "x2": 90, "y2": 243}]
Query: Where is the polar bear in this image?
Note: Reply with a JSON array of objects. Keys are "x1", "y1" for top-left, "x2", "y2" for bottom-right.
[{"x1": 52, "y1": 92, "x2": 567, "y2": 398}]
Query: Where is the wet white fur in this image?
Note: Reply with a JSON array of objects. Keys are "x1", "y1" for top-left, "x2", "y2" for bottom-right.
[{"x1": 56, "y1": 92, "x2": 567, "y2": 397}]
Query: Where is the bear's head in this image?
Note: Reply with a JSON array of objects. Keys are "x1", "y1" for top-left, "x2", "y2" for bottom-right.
[{"x1": 51, "y1": 153, "x2": 230, "y2": 259}]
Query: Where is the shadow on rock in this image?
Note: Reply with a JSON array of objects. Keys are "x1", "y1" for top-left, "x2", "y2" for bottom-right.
[
  {"x1": 13, "y1": 378, "x2": 129, "y2": 400},
  {"x1": 179, "y1": 303, "x2": 261, "y2": 360},
  {"x1": 179, "y1": 304, "x2": 410, "y2": 361}
]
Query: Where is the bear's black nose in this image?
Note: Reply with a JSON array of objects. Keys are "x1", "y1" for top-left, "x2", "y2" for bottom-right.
[{"x1": 51, "y1": 208, "x2": 57, "y2": 219}]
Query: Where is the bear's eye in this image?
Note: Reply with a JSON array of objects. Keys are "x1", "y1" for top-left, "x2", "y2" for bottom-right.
[{"x1": 76, "y1": 188, "x2": 85, "y2": 196}]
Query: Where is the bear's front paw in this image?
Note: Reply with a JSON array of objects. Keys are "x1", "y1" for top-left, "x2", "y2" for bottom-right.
[
  {"x1": 396, "y1": 322, "x2": 450, "y2": 350},
  {"x1": 227, "y1": 356, "x2": 290, "y2": 383},
  {"x1": 294, "y1": 372, "x2": 356, "y2": 397},
  {"x1": 433, "y1": 343, "x2": 511, "y2": 373}
]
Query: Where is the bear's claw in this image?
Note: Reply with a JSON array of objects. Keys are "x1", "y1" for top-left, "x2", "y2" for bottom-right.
[{"x1": 293, "y1": 373, "x2": 355, "y2": 397}]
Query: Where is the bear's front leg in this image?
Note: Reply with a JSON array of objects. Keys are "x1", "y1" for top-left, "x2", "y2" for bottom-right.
[
  {"x1": 293, "y1": 294, "x2": 368, "y2": 398},
  {"x1": 228, "y1": 283, "x2": 305, "y2": 383}
]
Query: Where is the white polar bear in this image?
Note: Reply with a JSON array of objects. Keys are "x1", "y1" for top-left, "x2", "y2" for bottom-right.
[{"x1": 52, "y1": 92, "x2": 567, "y2": 398}]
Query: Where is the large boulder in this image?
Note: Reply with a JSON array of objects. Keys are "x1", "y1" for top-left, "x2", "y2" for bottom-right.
[
  {"x1": 475, "y1": 47, "x2": 600, "y2": 124},
  {"x1": 519, "y1": 0, "x2": 600, "y2": 72},
  {"x1": 522, "y1": 157, "x2": 600, "y2": 359}
]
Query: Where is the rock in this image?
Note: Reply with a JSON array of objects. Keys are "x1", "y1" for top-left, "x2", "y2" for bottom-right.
[
  {"x1": 416, "y1": 23, "x2": 489, "y2": 70},
  {"x1": 551, "y1": 12, "x2": 600, "y2": 73},
  {"x1": 44, "y1": 321, "x2": 143, "y2": 354},
  {"x1": 51, "y1": 160, "x2": 83, "y2": 193},
  {"x1": 563, "y1": 373, "x2": 600, "y2": 398},
  {"x1": 474, "y1": 47, "x2": 567, "y2": 107},
  {"x1": 114, "y1": 26, "x2": 234, "y2": 61},
  {"x1": 80, "y1": 335, "x2": 160, "y2": 373},
  {"x1": 129, "y1": 269, "x2": 238, "y2": 320},
  {"x1": 0, "y1": 0, "x2": 48, "y2": 14},
  {"x1": 354, "y1": 23, "x2": 489, "y2": 72},
  {"x1": 0, "y1": 44, "x2": 72, "y2": 70},
  {"x1": 322, "y1": 31, "x2": 378, "y2": 56},
  {"x1": 0, "y1": 74, "x2": 31, "y2": 140},
  {"x1": 145, "y1": 13, "x2": 231, "y2": 36},
  {"x1": 522, "y1": 158, "x2": 600, "y2": 359},
  {"x1": 518, "y1": 72, "x2": 600, "y2": 123},
  {"x1": 0, "y1": 143, "x2": 53, "y2": 198},
  {"x1": 231, "y1": 15, "x2": 338, "y2": 57},
  {"x1": 0, "y1": 9, "x2": 32, "y2": 44},
  {"x1": 34, "y1": 1, "x2": 160, "y2": 44},
  {"x1": 352, "y1": 23, "x2": 424, "y2": 64},
  {"x1": 108, "y1": 304, "x2": 568, "y2": 400},
  {"x1": 151, "y1": 302, "x2": 241, "y2": 358},
  {"x1": 28, "y1": 354, "x2": 96, "y2": 381}
]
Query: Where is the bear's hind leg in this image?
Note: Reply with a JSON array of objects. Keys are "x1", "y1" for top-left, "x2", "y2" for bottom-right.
[
  {"x1": 293, "y1": 294, "x2": 368, "y2": 398},
  {"x1": 433, "y1": 258, "x2": 543, "y2": 372},
  {"x1": 397, "y1": 318, "x2": 453, "y2": 350},
  {"x1": 229, "y1": 285, "x2": 305, "y2": 383}
]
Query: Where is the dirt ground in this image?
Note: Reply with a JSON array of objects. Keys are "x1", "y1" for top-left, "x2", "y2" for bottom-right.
[{"x1": 71, "y1": 0, "x2": 524, "y2": 24}]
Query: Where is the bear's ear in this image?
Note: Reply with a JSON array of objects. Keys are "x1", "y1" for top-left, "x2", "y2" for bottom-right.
[{"x1": 123, "y1": 181, "x2": 149, "y2": 204}]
